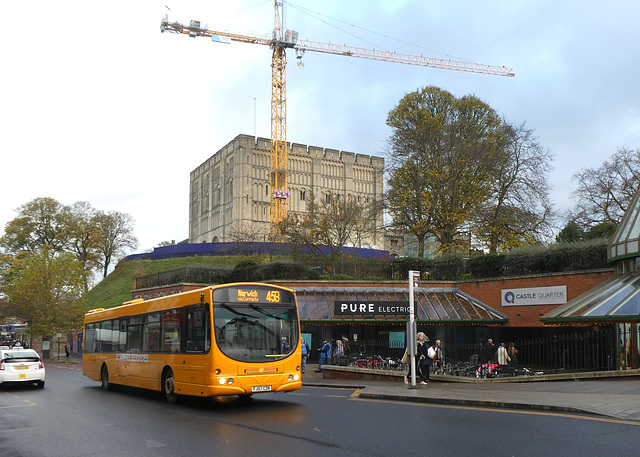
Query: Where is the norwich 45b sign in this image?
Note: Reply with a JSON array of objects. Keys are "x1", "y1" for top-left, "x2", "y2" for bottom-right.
[{"x1": 334, "y1": 301, "x2": 410, "y2": 316}]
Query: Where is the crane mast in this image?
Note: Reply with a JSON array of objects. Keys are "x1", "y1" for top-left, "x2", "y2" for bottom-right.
[
  {"x1": 160, "y1": 1, "x2": 515, "y2": 240},
  {"x1": 270, "y1": 1, "x2": 288, "y2": 237}
]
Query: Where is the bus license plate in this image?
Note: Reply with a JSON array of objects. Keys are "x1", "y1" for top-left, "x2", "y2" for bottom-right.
[{"x1": 252, "y1": 385, "x2": 272, "y2": 392}]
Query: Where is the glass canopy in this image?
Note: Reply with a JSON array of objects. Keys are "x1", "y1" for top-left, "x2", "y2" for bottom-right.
[
  {"x1": 541, "y1": 274, "x2": 640, "y2": 323},
  {"x1": 610, "y1": 188, "x2": 640, "y2": 261},
  {"x1": 293, "y1": 287, "x2": 508, "y2": 323}
]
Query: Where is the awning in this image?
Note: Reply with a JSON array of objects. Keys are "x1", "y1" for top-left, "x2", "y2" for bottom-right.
[
  {"x1": 541, "y1": 274, "x2": 640, "y2": 323},
  {"x1": 293, "y1": 286, "x2": 508, "y2": 324}
]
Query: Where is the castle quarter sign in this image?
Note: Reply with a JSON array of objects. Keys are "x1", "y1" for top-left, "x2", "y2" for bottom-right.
[{"x1": 334, "y1": 301, "x2": 410, "y2": 317}]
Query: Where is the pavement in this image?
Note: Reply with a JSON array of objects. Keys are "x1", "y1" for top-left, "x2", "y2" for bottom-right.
[{"x1": 302, "y1": 365, "x2": 640, "y2": 422}]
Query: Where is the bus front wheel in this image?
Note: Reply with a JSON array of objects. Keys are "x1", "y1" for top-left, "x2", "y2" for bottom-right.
[{"x1": 162, "y1": 368, "x2": 178, "y2": 404}]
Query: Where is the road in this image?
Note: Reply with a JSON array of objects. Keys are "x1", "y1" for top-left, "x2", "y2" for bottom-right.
[{"x1": 0, "y1": 363, "x2": 638, "y2": 457}]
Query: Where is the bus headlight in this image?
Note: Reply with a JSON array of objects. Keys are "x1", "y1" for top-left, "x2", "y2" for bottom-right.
[
  {"x1": 219, "y1": 378, "x2": 226, "y2": 385},
  {"x1": 227, "y1": 378, "x2": 234, "y2": 385},
  {"x1": 293, "y1": 374, "x2": 300, "y2": 381},
  {"x1": 288, "y1": 375, "x2": 293, "y2": 381}
]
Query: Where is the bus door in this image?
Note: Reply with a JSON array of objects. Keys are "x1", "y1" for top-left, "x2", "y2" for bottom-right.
[
  {"x1": 118, "y1": 316, "x2": 144, "y2": 382},
  {"x1": 176, "y1": 306, "x2": 210, "y2": 387}
]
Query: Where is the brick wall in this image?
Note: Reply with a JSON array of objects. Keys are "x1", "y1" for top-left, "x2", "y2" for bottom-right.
[
  {"x1": 455, "y1": 271, "x2": 614, "y2": 327},
  {"x1": 131, "y1": 270, "x2": 615, "y2": 328}
]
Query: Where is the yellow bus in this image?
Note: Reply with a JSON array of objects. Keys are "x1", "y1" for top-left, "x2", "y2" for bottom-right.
[{"x1": 83, "y1": 283, "x2": 302, "y2": 403}]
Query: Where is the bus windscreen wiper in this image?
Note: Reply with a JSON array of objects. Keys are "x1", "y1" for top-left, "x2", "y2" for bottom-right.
[{"x1": 249, "y1": 304, "x2": 291, "y2": 321}]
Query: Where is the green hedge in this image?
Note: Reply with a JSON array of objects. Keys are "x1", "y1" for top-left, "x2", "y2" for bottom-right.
[{"x1": 393, "y1": 239, "x2": 610, "y2": 280}]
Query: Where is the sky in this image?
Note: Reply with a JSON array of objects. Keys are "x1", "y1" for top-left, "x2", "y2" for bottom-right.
[{"x1": 1, "y1": 0, "x2": 639, "y2": 254}]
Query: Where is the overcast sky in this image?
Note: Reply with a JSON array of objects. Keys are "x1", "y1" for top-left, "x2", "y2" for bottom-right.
[{"x1": 1, "y1": 0, "x2": 639, "y2": 254}]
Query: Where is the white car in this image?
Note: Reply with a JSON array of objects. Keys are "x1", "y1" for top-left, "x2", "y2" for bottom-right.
[{"x1": 0, "y1": 348, "x2": 45, "y2": 388}]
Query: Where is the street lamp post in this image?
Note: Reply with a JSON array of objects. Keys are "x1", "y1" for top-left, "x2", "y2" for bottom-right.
[{"x1": 408, "y1": 270, "x2": 420, "y2": 389}]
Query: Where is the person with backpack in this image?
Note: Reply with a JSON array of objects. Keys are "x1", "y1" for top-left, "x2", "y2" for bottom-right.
[{"x1": 316, "y1": 339, "x2": 331, "y2": 372}]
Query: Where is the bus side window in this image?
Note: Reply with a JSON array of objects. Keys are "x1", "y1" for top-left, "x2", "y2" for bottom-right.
[
  {"x1": 85, "y1": 323, "x2": 96, "y2": 353},
  {"x1": 118, "y1": 319, "x2": 127, "y2": 353},
  {"x1": 127, "y1": 316, "x2": 143, "y2": 352},
  {"x1": 186, "y1": 307, "x2": 210, "y2": 353},
  {"x1": 161, "y1": 309, "x2": 181, "y2": 353},
  {"x1": 143, "y1": 313, "x2": 161, "y2": 352}
]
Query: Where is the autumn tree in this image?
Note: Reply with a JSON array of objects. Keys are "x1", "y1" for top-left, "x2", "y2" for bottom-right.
[
  {"x1": 571, "y1": 147, "x2": 640, "y2": 226},
  {"x1": 1, "y1": 197, "x2": 69, "y2": 253},
  {"x1": 65, "y1": 201, "x2": 101, "y2": 278},
  {"x1": 386, "y1": 86, "x2": 505, "y2": 256},
  {"x1": 1, "y1": 198, "x2": 138, "y2": 280},
  {"x1": 3, "y1": 247, "x2": 86, "y2": 336},
  {"x1": 94, "y1": 211, "x2": 138, "y2": 278},
  {"x1": 386, "y1": 161, "x2": 433, "y2": 258}
]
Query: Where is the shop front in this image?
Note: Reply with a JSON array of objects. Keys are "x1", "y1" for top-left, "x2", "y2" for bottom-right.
[{"x1": 294, "y1": 285, "x2": 508, "y2": 364}]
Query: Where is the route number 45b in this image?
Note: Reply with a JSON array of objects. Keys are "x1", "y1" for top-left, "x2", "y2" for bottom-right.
[{"x1": 266, "y1": 290, "x2": 280, "y2": 303}]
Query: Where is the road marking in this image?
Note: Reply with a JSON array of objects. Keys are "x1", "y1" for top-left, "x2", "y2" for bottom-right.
[
  {"x1": 1, "y1": 392, "x2": 37, "y2": 408},
  {"x1": 350, "y1": 397, "x2": 640, "y2": 426},
  {"x1": 0, "y1": 404, "x2": 37, "y2": 409}
]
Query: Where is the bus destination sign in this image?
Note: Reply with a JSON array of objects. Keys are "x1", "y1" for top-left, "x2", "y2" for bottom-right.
[{"x1": 235, "y1": 288, "x2": 282, "y2": 303}]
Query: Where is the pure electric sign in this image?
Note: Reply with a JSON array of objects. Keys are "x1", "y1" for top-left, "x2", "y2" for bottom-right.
[
  {"x1": 501, "y1": 286, "x2": 567, "y2": 306},
  {"x1": 334, "y1": 301, "x2": 409, "y2": 316}
]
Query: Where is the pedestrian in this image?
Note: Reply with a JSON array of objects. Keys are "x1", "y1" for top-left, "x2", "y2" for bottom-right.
[
  {"x1": 341, "y1": 334, "x2": 351, "y2": 359},
  {"x1": 497, "y1": 342, "x2": 510, "y2": 367},
  {"x1": 65, "y1": 342, "x2": 71, "y2": 358},
  {"x1": 421, "y1": 335, "x2": 433, "y2": 385},
  {"x1": 404, "y1": 332, "x2": 429, "y2": 385},
  {"x1": 484, "y1": 338, "x2": 496, "y2": 363},
  {"x1": 433, "y1": 339, "x2": 443, "y2": 373},
  {"x1": 316, "y1": 339, "x2": 331, "y2": 372},
  {"x1": 507, "y1": 342, "x2": 519, "y2": 369},
  {"x1": 333, "y1": 339, "x2": 344, "y2": 365},
  {"x1": 300, "y1": 337, "x2": 309, "y2": 373}
]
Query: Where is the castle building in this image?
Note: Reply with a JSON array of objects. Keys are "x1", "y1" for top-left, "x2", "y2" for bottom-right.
[{"x1": 189, "y1": 134, "x2": 385, "y2": 247}]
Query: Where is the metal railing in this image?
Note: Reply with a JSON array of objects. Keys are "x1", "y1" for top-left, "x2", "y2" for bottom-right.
[{"x1": 330, "y1": 327, "x2": 619, "y2": 373}]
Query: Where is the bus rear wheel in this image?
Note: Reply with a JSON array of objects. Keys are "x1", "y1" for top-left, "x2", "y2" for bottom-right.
[
  {"x1": 162, "y1": 368, "x2": 178, "y2": 404},
  {"x1": 101, "y1": 365, "x2": 111, "y2": 391}
]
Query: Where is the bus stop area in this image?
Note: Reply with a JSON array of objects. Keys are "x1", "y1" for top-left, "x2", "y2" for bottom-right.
[{"x1": 303, "y1": 366, "x2": 640, "y2": 422}]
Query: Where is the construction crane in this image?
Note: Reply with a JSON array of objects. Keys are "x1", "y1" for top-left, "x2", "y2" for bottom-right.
[{"x1": 160, "y1": 1, "x2": 514, "y2": 239}]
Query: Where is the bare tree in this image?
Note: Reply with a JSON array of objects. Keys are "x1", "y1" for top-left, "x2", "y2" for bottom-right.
[
  {"x1": 473, "y1": 122, "x2": 555, "y2": 253},
  {"x1": 280, "y1": 193, "x2": 380, "y2": 274},
  {"x1": 571, "y1": 147, "x2": 640, "y2": 226},
  {"x1": 229, "y1": 224, "x2": 266, "y2": 256}
]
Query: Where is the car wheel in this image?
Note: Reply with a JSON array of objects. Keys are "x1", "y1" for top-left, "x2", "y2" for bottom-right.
[
  {"x1": 101, "y1": 365, "x2": 111, "y2": 391},
  {"x1": 35, "y1": 380, "x2": 45, "y2": 388},
  {"x1": 162, "y1": 368, "x2": 178, "y2": 404}
]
